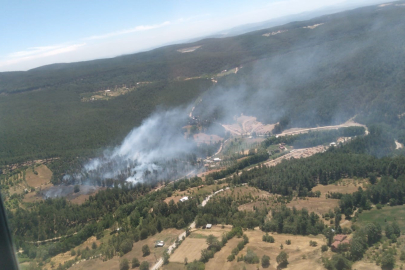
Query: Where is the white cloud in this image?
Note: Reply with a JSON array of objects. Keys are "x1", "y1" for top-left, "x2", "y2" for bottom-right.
[
  {"x1": 0, "y1": 43, "x2": 86, "y2": 68},
  {"x1": 84, "y1": 21, "x2": 171, "y2": 40}
]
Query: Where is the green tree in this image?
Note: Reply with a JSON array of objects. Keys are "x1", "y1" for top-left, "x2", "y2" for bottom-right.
[
  {"x1": 244, "y1": 249, "x2": 259, "y2": 264},
  {"x1": 140, "y1": 261, "x2": 149, "y2": 270},
  {"x1": 120, "y1": 239, "x2": 133, "y2": 254},
  {"x1": 120, "y1": 258, "x2": 130, "y2": 270},
  {"x1": 142, "y1": 245, "x2": 150, "y2": 257},
  {"x1": 381, "y1": 251, "x2": 395, "y2": 270},
  {"x1": 262, "y1": 255, "x2": 270, "y2": 268},
  {"x1": 156, "y1": 219, "x2": 163, "y2": 233},
  {"x1": 186, "y1": 260, "x2": 205, "y2": 270},
  {"x1": 92, "y1": 241, "x2": 97, "y2": 250},
  {"x1": 276, "y1": 251, "x2": 288, "y2": 268},
  {"x1": 392, "y1": 222, "x2": 401, "y2": 237},
  {"x1": 163, "y1": 250, "x2": 170, "y2": 265},
  {"x1": 74, "y1": 185, "x2": 80, "y2": 193},
  {"x1": 132, "y1": 258, "x2": 140, "y2": 268}
]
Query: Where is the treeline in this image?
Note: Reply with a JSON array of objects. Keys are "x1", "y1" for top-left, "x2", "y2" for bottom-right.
[
  {"x1": 195, "y1": 195, "x2": 268, "y2": 229},
  {"x1": 262, "y1": 205, "x2": 325, "y2": 235},
  {"x1": 9, "y1": 176, "x2": 208, "y2": 261},
  {"x1": 262, "y1": 126, "x2": 366, "y2": 149},
  {"x1": 207, "y1": 150, "x2": 269, "y2": 180},
  {"x1": 233, "y1": 130, "x2": 399, "y2": 196},
  {"x1": 0, "y1": 79, "x2": 211, "y2": 165}
]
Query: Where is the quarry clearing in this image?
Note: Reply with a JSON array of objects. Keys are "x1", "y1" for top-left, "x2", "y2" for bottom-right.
[
  {"x1": 222, "y1": 115, "x2": 275, "y2": 136},
  {"x1": 278, "y1": 119, "x2": 368, "y2": 137},
  {"x1": 260, "y1": 145, "x2": 327, "y2": 168},
  {"x1": 177, "y1": 45, "x2": 201, "y2": 53}
]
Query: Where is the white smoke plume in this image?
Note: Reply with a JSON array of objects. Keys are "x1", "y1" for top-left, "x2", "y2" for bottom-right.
[{"x1": 68, "y1": 107, "x2": 199, "y2": 184}]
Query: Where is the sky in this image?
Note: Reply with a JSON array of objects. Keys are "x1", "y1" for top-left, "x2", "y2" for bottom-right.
[{"x1": 0, "y1": 0, "x2": 390, "y2": 72}]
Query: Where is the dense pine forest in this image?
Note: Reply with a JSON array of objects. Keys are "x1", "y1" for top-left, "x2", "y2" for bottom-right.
[{"x1": 1, "y1": 3, "x2": 405, "y2": 164}]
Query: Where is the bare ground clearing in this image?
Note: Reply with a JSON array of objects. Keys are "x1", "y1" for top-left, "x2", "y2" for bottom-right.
[
  {"x1": 312, "y1": 179, "x2": 367, "y2": 198},
  {"x1": 203, "y1": 229, "x2": 326, "y2": 270},
  {"x1": 222, "y1": 115, "x2": 275, "y2": 136},
  {"x1": 25, "y1": 164, "x2": 52, "y2": 187},
  {"x1": 169, "y1": 238, "x2": 207, "y2": 263},
  {"x1": 278, "y1": 119, "x2": 367, "y2": 137},
  {"x1": 193, "y1": 133, "x2": 223, "y2": 145},
  {"x1": 69, "y1": 228, "x2": 182, "y2": 270},
  {"x1": 260, "y1": 145, "x2": 326, "y2": 168},
  {"x1": 217, "y1": 185, "x2": 272, "y2": 201},
  {"x1": 287, "y1": 197, "x2": 340, "y2": 225}
]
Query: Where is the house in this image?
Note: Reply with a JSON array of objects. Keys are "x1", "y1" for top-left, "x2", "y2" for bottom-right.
[
  {"x1": 206, "y1": 224, "x2": 212, "y2": 229},
  {"x1": 330, "y1": 142, "x2": 337, "y2": 147},
  {"x1": 155, "y1": 241, "x2": 164, "y2": 247},
  {"x1": 213, "y1": 158, "x2": 221, "y2": 162},
  {"x1": 180, "y1": 196, "x2": 189, "y2": 202},
  {"x1": 331, "y1": 234, "x2": 350, "y2": 251}
]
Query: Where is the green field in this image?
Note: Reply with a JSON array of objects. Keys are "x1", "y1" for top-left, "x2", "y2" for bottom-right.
[{"x1": 357, "y1": 205, "x2": 405, "y2": 231}]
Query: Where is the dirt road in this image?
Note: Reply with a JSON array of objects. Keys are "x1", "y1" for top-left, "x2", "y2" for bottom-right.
[
  {"x1": 277, "y1": 120, "x2": 368, "y2": 138},
  {"x1": 151, "y1": 187, "x2": 230, "y2": 270}
]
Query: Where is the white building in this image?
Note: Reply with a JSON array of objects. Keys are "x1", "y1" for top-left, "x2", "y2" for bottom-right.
[
  {"x1": 206, "y1": 224, "x2": 212, "y2": 229},
  {"x1": 180, "y1": 196, "x2": 189, "y2": 202}
]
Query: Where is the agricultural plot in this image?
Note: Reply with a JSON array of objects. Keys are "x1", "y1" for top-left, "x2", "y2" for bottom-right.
[
  {"x1": 68, "y1": 228, "x2": 182, "y2": 270},
  {"x1": 356, "y1": 205, "x2": 405, "y2": 232},
  {"x1": 25, "y1": 164, "x2": 52, "y2": 188},
  {"x1": 204, "y1": 229, "x2": 326, "y2": 270},
  {"x1": 312, "y1": 178, "x2": 368, "y2": 199}
]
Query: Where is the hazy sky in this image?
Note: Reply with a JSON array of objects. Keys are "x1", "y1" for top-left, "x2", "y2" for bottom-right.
[{"x1": 0, "y1": 0, "x2": 390, "y2": 71}]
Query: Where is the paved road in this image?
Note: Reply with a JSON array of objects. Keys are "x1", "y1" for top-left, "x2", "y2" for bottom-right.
[{"x1": 151, "y1": 187, "x2": 229, "y2": 270}]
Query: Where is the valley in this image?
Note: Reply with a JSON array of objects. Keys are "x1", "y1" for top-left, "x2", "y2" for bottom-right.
[{"x1": 2, "y1": 2, "x2": 405, "y2": 270}]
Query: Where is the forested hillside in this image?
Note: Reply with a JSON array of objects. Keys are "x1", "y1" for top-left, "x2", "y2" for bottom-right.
[{"x1": 1, "y1": 2, "x2": 405, "y2": 164}]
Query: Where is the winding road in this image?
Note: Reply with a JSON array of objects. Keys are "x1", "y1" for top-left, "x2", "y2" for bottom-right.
[{"x1": 151, "y1": 187, "x2": 230, "y2": 270}]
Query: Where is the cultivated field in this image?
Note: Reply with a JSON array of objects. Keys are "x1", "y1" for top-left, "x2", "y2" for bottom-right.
[
  {"x1": 287, "y1": 197, "x2": 340, "y2": 216},
  {"x1": 25, "y1": 164, "x2": 52, "y2": 187},
  {"x1": 312, "y1": 178, "x2": 368, "y2": 198},
  {"x1": 68, "y1": 228, "x2": 182, "y2": 270},
  {"x1": 206, "y1": 229, "x2": 326, "y2": 270},
  {"x1": 169, "y1": 238, "x2": 207, "y2": 263},
  {"x1": 357, "y1": 205, "x2": 405, "y2": 232},
  {"x1": 166, "y1": 225, "x2": 327, "y2": 270}
]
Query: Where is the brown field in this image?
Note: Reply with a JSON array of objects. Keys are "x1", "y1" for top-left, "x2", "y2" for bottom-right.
[
  {"x1": 169, "y1": 225, "x2": 232, "y2": 264},
  {"x1": 238, "y1": 201, "x2": 270, "y2": 212},
  {"x1": 351, "y1": 261, "x2": 381, "y2": 270},
  {"x1": 167, "y1": 226, "x2": 327, "y2": 270},
  {"x1": 204, "y1": 229, "x2": 327, "y2": 270},
  {"x1": 287, "y1": 197, "x2": 339, "y2": 216},
  {"x1": 222, "y1": 115, "x2": 275, "y2": 136},
  {"x1": 25, "y1": 164, "x2": 52, "y2": 187},
  {"x1": 68, "y1": 228, "x2": 182, "y2": 270},
  {"x1": 162, "y1": 262, "x2": 187, "y2": 270},
  {"x1": 312, "y1": 179, "x2": 367, "y2": 198},
  {"x1": 170, "y1": 238, "x2": 208, "y2": 263},
  {"x1": 218, "y1": 185, "x2": 272, "y2": 201},
  {"x1": 44, "y1": 236, "x2": 102, "y2": 269},
  {"x1": 22, "y1": 186, "x2": 51, "y2": 203}
]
